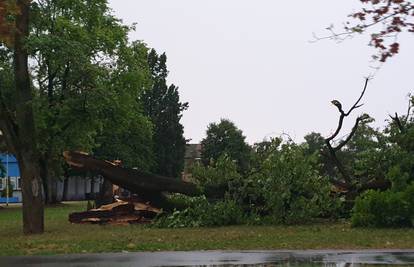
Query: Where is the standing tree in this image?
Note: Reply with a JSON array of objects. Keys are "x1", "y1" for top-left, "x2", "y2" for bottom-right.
[
  {"x1": 0, "y1": 0, "x2": 155, "y2": 232},
  {"x1": 303, "y1": 132, "x2": 325, "y2": 156},
  {"x1": 0, "y1": 0, "x2": 44, "y2": 234},
  {"x1": 142, "y1": 49, "x2": 188, "y2": 178},
  {"x1": 92, "y1": 41, "x2": 154, "y2": 206},
  {"x1": 27, "y1": 0, "x2": 138, "y2": 204},
  {"x1": 303, "y1": 132, "x2": 338, "y2": 178},
  {"x1": 386, "y1": 96, "x2": 414, "y2": 191},
  {"x1": 201, "y1": 119, "x2": 251, "y2": 173}
]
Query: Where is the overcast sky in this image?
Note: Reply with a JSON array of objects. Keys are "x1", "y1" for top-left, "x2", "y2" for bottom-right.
[{"x1": 108, "y1": 0, "x2": 414, "y2": 144}]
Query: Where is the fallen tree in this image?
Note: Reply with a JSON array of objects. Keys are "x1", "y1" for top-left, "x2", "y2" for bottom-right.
[{"x1": 63, "y1": 151, "x2": 203, "y2": 209}]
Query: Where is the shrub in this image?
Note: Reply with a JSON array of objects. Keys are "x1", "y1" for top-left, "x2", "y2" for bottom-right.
[
  {"x1": 197, "y1": 141, "x2": 338, "y2": 225},
  {"x1": 255, "y1": 142, "x2": 337, "y2": 224},
  {"x1": 156, "y1": 140, "x2": 339, "y2": 228},
  {"x1": 153, "y1": 196, "x2": 245, "y2": 228},
  {"x1": 192, "y1": 154, "x2": 241, "y2": 199},
  {"x1": 351, "y1": 183, "x2": 414, "y2": 227}
]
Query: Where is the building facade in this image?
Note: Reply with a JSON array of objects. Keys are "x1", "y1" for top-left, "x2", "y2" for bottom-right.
[{"x1": 182, "y1": 144, "x2": 202, "y2": 182}]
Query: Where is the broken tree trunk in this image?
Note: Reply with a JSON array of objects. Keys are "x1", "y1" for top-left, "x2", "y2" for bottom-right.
[
  {"x1": 63, "y1": 151, "x2": 203, "y2": 209},
  {"x1": 96, "y1": 178, "x2": 114, "y2": 207}
]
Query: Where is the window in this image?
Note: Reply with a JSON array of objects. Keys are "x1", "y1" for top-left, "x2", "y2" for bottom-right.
[
  {"x1": 17, "y1": 177, "x2": 21, "y2": 190},
  {"x1": 9, "y1": 177, "x2": 17, "y2": 191}
]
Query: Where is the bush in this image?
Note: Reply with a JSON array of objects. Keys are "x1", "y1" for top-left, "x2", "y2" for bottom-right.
[
  {"x1": 192, "y1": 154, "x2": 241, "y2": 198},
  {"x1": 254, "y1": 142, "x2": 337, "y2": 224},
  {"x1": 351, "y1": 183, "x2": 414, "y2": 227},
  {"x1": 193, "y1": 141, "x2": 338, "y2": 225},
  {"x1": 155, "y1": 140, "x2": 339, "y2": 228},
  {"x1": 153, "y1": 196, "x2": 245, "y2": 228}
]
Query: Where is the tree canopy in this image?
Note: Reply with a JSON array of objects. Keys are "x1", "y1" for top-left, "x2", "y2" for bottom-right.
[
  {"x1": 0, "y1": 0, "x2": 160, "y2": 231},
  {"x1": 142, "y1": 49, "x2": 188, "y2": 177},
  {"x1": 21, "y1": 0, "x2": 154, "y2": 202},
  {"x1": 201, "y1": 119, "x2": 251, "y2": 173}
]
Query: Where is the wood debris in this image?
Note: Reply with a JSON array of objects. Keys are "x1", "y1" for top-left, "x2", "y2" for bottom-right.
[{"x1": 69, "y1": 200, "x2": 161, "y2": 225}]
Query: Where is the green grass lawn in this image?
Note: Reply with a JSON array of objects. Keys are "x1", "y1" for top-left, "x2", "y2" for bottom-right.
[{"x1": 0, "y1": 201, "x2": 413, "y2": 256}]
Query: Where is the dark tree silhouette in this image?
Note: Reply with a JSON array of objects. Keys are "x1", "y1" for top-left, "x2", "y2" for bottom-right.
[
  {"x1": 201, "y1": 119, "x2": 251, "y2": 173},
  {"x1": 142, "y1": 49, "x2": 188, "y2": 178}
]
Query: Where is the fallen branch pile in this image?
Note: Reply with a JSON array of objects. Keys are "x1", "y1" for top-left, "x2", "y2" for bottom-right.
[{"x1": 69, "y1": 200, "x2": 161, "y2": 225}]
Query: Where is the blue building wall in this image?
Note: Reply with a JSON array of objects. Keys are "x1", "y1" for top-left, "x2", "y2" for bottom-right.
[
  {"x1": 0, "y1": 154, "x2": 22, "y2": 202},
  {"x1": 0, "y1": 154, "x2": 20, "y2": 177}
]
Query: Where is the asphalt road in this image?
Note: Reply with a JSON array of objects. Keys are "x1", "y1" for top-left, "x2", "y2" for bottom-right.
[{"x1": 0, "y1": 250, "x2": 414, "y2": 267}]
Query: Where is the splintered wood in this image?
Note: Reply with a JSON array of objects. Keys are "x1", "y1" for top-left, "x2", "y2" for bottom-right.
[{"x1": 69, "y1": 200, "x2": 161, "y2": 225}]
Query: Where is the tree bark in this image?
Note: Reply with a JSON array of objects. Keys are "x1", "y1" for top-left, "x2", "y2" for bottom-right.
[
  {"x1": 96, "y1": 178, "x2": 113, "y2": 207},
  {"x1": 62, "y1": 176, "x2": 69, "y2": 201},
  {"x1": 13, "y1": 0, "x2": 44, "y2": 234},
  {"x1": 17, "y1": 152, "x2": 44, "y2": 234},
  {"x1": 90, "y1": 177, "x2": 95, "y2": 195},
  {"x1": 64, "y1": 151, "x2": 201, "y2": 196},
  {"x1": 324, "y1": 79, "x2": 369, "y2": 192},
  {"x1": 46, "y1": 175, "x2": 58, "y2": 204},
  {"x1": 39, "y1": 155, "x2": 59, "y2": 204}
]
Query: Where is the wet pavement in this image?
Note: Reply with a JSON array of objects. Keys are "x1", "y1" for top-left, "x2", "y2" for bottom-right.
[{"x1": 0, "y1": 250, "x2": 414, "y2": 267}]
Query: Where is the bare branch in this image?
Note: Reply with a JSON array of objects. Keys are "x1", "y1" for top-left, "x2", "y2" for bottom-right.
[
  {"x1": 313, "y1": 3, "x2": 414, "y2": 63},
  {"x1": 334, "y1": 116, "x2": 363, "y2": 152},
  {"x1": 404, "y1": 94, "x2": 412, "y2": 124},
  {"x1": 389, "y1": 94, "x2": 413, "y2": 133},
  {"x1": 326, "y1": 78, "x2": 369, "y2": 143},
  {"x1": 389, "y1": 112, "x2": 405, "y2": 133},
  {"x1": 326, "y1": 112, "x2": 345, "y2": 143},
  {"x1": 324, "y1": 78, "x2": 370, "y2": 187},
  {"x1": 324, "y1": 138, "x2": 352, "y2": 185},
  {"x1": 310, "y1": 30, "x2": 354, "y2": 43},
  {"x1": 312, "y1": 5, "x2": 414, "y2": 42},
  {"x1": 345, "y1": 78, "x2": 369, "y2": 116}
]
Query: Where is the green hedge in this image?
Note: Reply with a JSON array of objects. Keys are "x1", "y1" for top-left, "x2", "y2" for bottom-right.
[{"x1": 351, "y1": 183, "x2": 414, "y2": 227}]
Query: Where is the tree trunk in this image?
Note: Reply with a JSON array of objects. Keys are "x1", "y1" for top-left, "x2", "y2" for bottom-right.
[
  {"x1": 62, "y1": 176, "x2": 69, "y2": 201},
  {"x1": 96, "y1": 178, "x2": 113, "y2": 208},
  {"x1": 13, "y1": 0, "x2": 44, "y2": 234},
  {"x1": 64, "y1": 151, "x2": 201, "y2": 196},
  {"x1": 17, "y1": 152, "x2": 44, "y2": 235},
  {"x1": 47, "y1": 160, "x2": 58, "y2": 204},
  {"x1": 46, "y1": 175, "x2": 58, "y2": 204},
  {"x1": 39, "y1": 156, "x2": 59, "y2": 204},
  {"x1": 63, "y1": 151, "x2": 206, "y2": 210},
  {"x1": 90, "y1": 177, "x2": 95, "y2": 194},
  {"x1": 0, "y1": 0, "x2": 44, "y2": 234},
  {"x1": 39, "y1": 158, "x2": 49, "y2": 203}
]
